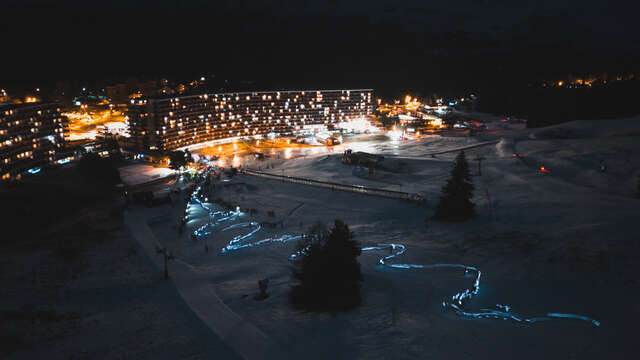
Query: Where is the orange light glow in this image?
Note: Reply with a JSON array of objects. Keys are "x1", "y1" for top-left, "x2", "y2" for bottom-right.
[{"x1": 232, "y1": 155, "x2": 241, "y2": 167}]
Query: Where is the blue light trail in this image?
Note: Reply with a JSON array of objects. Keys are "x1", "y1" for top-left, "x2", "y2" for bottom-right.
[{"x1": 362, "y1": 243, "x2": 600, "y2": 327}]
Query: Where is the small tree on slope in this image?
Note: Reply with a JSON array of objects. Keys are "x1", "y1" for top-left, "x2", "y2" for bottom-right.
[
  {"x1": 433, "y1": 151, "x2": 475, "y2": 221},
  {"x1": 291, "y1": 220, "x2": 363, "y2": 311}
]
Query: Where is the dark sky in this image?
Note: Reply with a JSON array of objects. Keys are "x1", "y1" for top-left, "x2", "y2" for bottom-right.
[{"x1": 2, "y1": 0, "x2": 639, "y2": 96}]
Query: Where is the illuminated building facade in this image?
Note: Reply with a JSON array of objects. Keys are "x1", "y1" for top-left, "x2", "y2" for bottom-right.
[
  {"x1": 0, "y1": 103, "x2": 67, "y2": 180},
  {"x1": 127, "y1": 89, "x2": 374, "y2": 151}
]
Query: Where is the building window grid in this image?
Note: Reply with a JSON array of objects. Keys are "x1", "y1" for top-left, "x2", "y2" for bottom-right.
[{"x1": 127, "y1": 89, "x2": 373, "y2": 151}]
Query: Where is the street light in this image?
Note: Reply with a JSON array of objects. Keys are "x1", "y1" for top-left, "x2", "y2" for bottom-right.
[
  {"x1": 473, "y1": 155, "x2": 486, "y2": 176},
  {"x1": 156, "y1": 246, "x2": 175, "y2": 280}
]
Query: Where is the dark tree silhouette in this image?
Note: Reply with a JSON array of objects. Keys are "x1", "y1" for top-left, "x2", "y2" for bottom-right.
[
  {"x1": 77, "y1": 152, "x2": 121, "y2": 188},
  {"x1": 104, "y1": 135, "x2": 124, "y2": 162},
  {"x1": 291, "y1": 220, "x2": 363, "y2": 311},
  {"x1": 433, "y1": 150, "x2": 475, "y2": 221},
  {"x1": 168, "y1": 151, "x2": 188, "y2": 170}
]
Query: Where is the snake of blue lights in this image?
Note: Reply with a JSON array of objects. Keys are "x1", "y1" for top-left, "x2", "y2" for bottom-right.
[
  {"x1": 361, "y1": 243, "x2": 600, "y2": 326},
  {"x1": 188, "y1": 172, "x2": 307, "y2": 255},
  {"x1": 187, "y1": 169, "x2": 600, "y2": 327}
]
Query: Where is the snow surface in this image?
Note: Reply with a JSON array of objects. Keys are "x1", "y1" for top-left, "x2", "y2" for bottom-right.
[
  {"x1": 129, "y1": 116, "x2": 640, "y2": 359},
  {"x1": 1, "y1": 228, "x2": 240, "y2": 360},
  {"x1": 119, "y1": 164, "x2": 176, "y2": 186}
]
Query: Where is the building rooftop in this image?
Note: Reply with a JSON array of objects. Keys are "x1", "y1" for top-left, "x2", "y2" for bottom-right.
[{"x1": 0, "y1": 101, "x2": 59, "y2": 111}]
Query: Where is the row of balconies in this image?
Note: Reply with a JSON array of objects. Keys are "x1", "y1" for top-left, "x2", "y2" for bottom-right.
[
  {"x1": 151, "y1": 110, "x2": 370, "y2": 125},
  {"x1": 160, "y1": 127, "x2": 291, "y2": 150},
  {"x1": 162, "y1": 124, "x2": 290, "y2": 137},
  {"x1": 152, "y1": 98, "x2": 371, "y2": 113},
  {"x1": 152, "y1": 105, "x2": 370, "y2": 115},
  {"x1": 160, "y1": 124, "x2": 292, "y2": 137},
  {"x1": 155, "y1": 91, "x2": 371, "y2": 104},
  {"x1": 144, "y1": 117, "x2": 366, "y2": 138},
  {"x1": 1, "y1": 145, "x2": 61, "y2": 171},
  {"x1": 0, "y1": 119, "x2": 64, "y2": 130},
  {"x1": 0, "y1": 128, "x2": 64, "y2": 143},
  {"x1": 153, "y1": 101, "x2": 370, "y2": 114},
  {"x1": 0, "y1": 133, "x2": 63, "y2": 149},
  {"x1": 1, "y1": 139, "x2": 57, "y2": 153}
]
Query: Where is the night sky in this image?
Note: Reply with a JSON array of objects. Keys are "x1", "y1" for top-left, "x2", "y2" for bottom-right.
[{"x1": 2, "y1": 0, "x2": 639, "y2": 96}]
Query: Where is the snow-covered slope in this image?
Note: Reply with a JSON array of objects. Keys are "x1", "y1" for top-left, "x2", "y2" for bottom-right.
[{"x1": 130, "y1": 116, "x2": 640, "y2": 359}]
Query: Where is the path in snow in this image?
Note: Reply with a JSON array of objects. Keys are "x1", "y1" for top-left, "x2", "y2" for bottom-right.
[
  {"x1": 125, "y1": 209, "x2": 270, "y2": 360},
  {"x1": 240, "y1": 168, "x2": 424, "y2": 203},
  {"x1": 389, "y1": 140, "x2": 500, "y2": 159}
]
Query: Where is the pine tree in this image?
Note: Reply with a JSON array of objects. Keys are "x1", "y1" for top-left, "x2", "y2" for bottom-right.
[
  {"x1": 291, "y1": 220, "x2": 363, "y2": 311},
  {"x1": 433, "y1": 151, "x2": 475, "y2": 221},
  {"x1": 168, "y1": 151, "x2": 187, "y2": 170},
  {"x1": 77, "y1": 152, "x2": 121, "y2": 188}
]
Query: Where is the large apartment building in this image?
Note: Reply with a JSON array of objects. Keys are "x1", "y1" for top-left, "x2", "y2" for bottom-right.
[
  {"x1": 0, "y1": 102, "x2": 68, "y2": 180},
  {"x1": 127, "y1": 89, "x2": 374, "y2": 151}
]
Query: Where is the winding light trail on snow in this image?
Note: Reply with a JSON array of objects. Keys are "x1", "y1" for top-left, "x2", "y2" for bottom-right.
[
  {"x1": 188, "y1": 170, "x2": 307, "y2": 255},
  {"x1": 361, "y1": 244, "x2": 600, "y2": 327},
  {"x1": 188, "y1": 168, "x2": 600, "y2": 327}
]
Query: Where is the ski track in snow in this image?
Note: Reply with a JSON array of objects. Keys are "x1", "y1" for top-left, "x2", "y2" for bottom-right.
[{"x1": 189, "y1": 169, "x2": 600, "y2": 328}]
